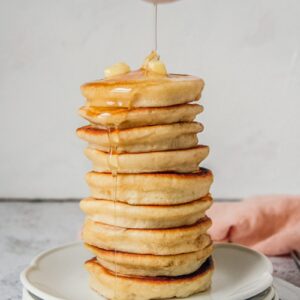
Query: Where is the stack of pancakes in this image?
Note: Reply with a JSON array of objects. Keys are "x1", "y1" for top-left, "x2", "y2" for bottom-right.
[{"x1": 77, "y1": 56, "x2": 214, "y2": 300}]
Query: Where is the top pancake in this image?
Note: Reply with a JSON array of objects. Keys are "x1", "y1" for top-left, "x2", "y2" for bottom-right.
[{"x1": 81, "y1": 69, "x2": 204, "y2": 108}]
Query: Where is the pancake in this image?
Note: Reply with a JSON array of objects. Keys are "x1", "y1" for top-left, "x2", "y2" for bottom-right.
[
  {"x1": 85, "y1": 242, "x2": 213, "y2": 277},
  {"x1": 78, "y1": 104, "x2": 203, "y2": 129},
  {"x1": 85, "y1": 257, "x2": 213, "y2": 300},
  {"x1": 80, "y1": 195, "x2": 212, "y2": 229},
  {"x1": 76, "y1": 122, "x2": 202, "y2": 153},
  {"x1": 82, "y1": 217, "x2": 212, "y2": 255},
  {"x1": 81, "y1": 69, "x2": 204, "y2": 108},
  {"x1": 84, "y1": 146, "x2": 209, "y2": 173},
  {"x1": 85, "y1": 168, "x2": 213, "y2": 205}
]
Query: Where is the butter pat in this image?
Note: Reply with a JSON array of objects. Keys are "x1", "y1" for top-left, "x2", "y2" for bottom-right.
[
  {"x1": 148, "y1": 60, "x2": 167, "y2": 75},
  {"x1": 104, "y1": 62, "x2": 131, "y2": 78},
  {"x1": 142, "y1": 51, "x2": 167, "y2": 75}
]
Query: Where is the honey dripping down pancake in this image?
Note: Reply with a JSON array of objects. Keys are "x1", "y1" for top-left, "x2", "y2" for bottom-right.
[
  {"x1": 106, "y1": 127, "x2": 118, "y2": 299},
  {"x1": 81, "y1": 69, "x2": 204, "y2": 108},
  {"x1": 84, "y1": 146, "x2": 209, "y2": 173},
  {"x1": 77, "y1": 50, "x2": 213, "y2": 300},
  {"x1": 80, "y1": 52, "x2": 204, "y2": 109},
  {"x1": 78, "y1": 104, "x2": 204, "y2": 129},
  {"x1": 76, "y1": 122, "x2": 203, "y2": 154}
]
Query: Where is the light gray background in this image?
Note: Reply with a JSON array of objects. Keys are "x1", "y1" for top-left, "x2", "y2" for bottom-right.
[{"x1": 0, "y1": 0, "x2": 299, "y2": 199}]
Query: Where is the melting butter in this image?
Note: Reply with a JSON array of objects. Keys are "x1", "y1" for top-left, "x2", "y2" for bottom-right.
[
  {"x1": 147, "y1": 59, "x2": 167, "y2": 75},
  {"x1": 104, "y1": 62, "x2": 131, "y2": 78},
  {"x1": 142, "y1": 50, "x2": 167, "y2": 75}
]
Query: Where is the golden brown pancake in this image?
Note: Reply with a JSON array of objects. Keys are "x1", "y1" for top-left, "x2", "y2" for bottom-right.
[
  {"x1": 85, "y1": 257, "x2": 213, "y2": 300},
  {"x1": 78, "y1": 104, "x2": 203, "y2": 129},
  {"x1": 82, "y1": 217, "x2": 212, "y2": 255},
  {"x1": 76, "y1": 122, "x2": 203, "y2": 153},
  {"x1": 85, "y1": 168, "x2": 213, "y2": 205},
  {"x1": 84, "y1": 146, "x2": 209, "y2": 173},
  {"x1": 81, "y1": 69, "x2": 204, "y2": 108},
  {"x1": 85, "y1": 242, "x2": 213, "y2": 277},
  {"x1": 80, "y1": 195, "x2": 212, "y2": 229}
]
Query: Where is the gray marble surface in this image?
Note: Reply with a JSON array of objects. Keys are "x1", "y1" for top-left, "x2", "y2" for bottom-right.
[{"x1": 0, "y1": 201, "x2": 299, "y2": 300}]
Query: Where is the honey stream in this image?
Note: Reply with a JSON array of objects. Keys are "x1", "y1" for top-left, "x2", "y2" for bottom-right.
[
  {"x1": 106, "y1": 105, "x2": 131, "y2": 299},
  {"x1": 153, "y1": 3, "x2": 158, "y2": 51},
  {"x1": 104, "y1": 3, "x2": 158, "y2": 299},
  {"x1": 107, "y1": 127, "x2": 119, "y2": 300}
]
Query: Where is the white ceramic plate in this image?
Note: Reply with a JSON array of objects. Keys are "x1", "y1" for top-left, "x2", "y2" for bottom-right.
[
  {"x1": 23, "y1": 289, "x2": 36, "y2": 300},
  {"x1": 20, "y1": 242, "x2": 273, "y2": 300},
  {"x1": 248, "y1": 286, "x2": 275, "y2": 300},
  {"x1": 22, "y1": 288, "x2": 279, "y2": 300}
]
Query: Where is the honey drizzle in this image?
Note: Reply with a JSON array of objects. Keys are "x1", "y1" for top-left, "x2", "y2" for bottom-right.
[
  {"x1": 85, "y1": 106, "x2": 128, "y2": 117},
  {"x1": 106, "y1": 107, "x2": 130, "y2": 299},
  {"x1": 97, "y1": 5, "x2": 158, "y2": 298},
  {"x1": 112, "y1": 167, "x2": 118, "y2": 300},
  {"x1": 153, "y1": 3, "x2": 158, "y2": 51},
  {"x1": 106, "y1": 127, "x2": 119, "y2": 299}
]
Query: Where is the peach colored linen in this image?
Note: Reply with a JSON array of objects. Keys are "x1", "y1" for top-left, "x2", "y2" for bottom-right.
[{"x1": 207, "y1": 195, "x2": 300, "y2": 255}]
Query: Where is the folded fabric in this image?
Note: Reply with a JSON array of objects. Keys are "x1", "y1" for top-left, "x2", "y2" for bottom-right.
[{"x1": 207, "y1": 195, "x2": 300, "y2": 256}]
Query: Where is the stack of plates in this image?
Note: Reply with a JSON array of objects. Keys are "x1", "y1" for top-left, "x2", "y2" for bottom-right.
[{"x1": 21, "y1": 243, "x2": 278, "y2": 300}]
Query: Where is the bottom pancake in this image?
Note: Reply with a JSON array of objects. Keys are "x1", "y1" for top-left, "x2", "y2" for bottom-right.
[
  {"x1": 85, "y1": 257, "x2": 213, "y2": 300},
  {"x1": 85, "y1": 242, "x2": 213, "y2": 277}
]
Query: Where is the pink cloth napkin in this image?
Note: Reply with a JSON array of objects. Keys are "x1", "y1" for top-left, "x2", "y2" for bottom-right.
[{"x1": 207, "y1": 195, "x2": 300, "y2": 256}]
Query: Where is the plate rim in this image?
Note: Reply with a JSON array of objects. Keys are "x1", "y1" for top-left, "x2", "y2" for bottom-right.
[
  {"x1": 20, "y1": 242, "x2": 80, "y2": 300},
  {"x1": 20, "y1": 241, "x2": 273, "y2": 300},
  {"x1": 213, "y1": 242, "x2": 273, "y2": 273}
]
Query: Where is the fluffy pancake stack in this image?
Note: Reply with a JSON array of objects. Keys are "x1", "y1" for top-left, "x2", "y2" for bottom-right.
[{"x1": 77, "y1": 52, "x2": 214, "y2": 300}]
